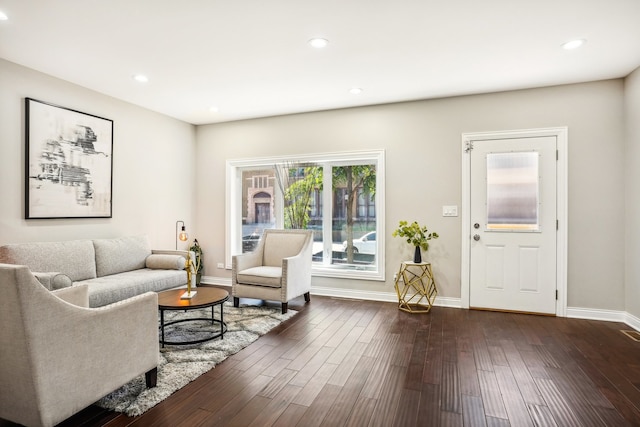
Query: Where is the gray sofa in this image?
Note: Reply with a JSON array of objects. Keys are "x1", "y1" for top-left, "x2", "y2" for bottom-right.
[{"x1": 0, "y1": 235, "x2": 189, "y2": 307}]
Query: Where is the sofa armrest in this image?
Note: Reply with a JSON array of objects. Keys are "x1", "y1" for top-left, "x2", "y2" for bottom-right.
[
  {"x1": 281, "y1": 237, "x2": 313, "y2": 299},
  {"x1": 52, "y1": 284, "x2": 89, "y2": 308},
  {"x1": 32, "y1": 271, "x2": 73, "y2": 291},
  {"x1": 233, "y1": 250, "x2": 262, "y2": 272}
]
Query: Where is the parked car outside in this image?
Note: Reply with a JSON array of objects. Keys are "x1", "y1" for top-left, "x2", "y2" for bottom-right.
[
  {"x1": 242, "y1": 233, "x2": 261, "y2": 252},
  {"x1": 342, "y1": 231, "x2": 376, "y2": 254}
]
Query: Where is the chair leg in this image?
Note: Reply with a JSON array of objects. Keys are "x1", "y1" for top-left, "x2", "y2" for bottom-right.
[
  {"x1": 145, "y1": 367, "x2": 157, "y2": 388},
  {"x1": 281, "y1": 302, "x2": 288, "y2": 314},
  {"x1": 304, "y1": 292, "x2": 310, "y2": 302},
  {"x1": 233, "y1": 297, "x2": 239, "y2": 307}
]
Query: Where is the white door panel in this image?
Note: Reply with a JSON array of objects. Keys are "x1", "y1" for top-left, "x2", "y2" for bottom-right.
[{"x1": 469, "y1": 136, "x2": 557, "y2": 314}]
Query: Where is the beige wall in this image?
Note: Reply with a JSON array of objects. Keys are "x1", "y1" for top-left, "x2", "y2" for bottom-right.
[
  {"x1": 0, "y1": 56, "x2": 630, "y2": 313},
  {"x1": 625, "y1": 66, "x2": 640, "y2": 318},
  {"x1": 0, "y1": 58, "x2": 197, "y2": 249},
  {"x1": 196, "y1": 79, "x2": 626, "y2": 311}
]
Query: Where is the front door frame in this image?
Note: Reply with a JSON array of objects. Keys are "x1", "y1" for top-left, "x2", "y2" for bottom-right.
[{"x1": 461, "y1": 127, "x2": 568, "y2": 316}]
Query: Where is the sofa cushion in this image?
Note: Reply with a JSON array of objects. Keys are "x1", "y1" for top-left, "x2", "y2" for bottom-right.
[
  {"x1": 146, "y1": 254, "x2": 185, "y2": 270},
  {"x1": 78, "y1": 269, "x2": 187, "y2": 307},
  {"x1": 237, "y1": 266, "x2": 282, "y2": 288},
  {"x1": 93, "y1": 236, "x2": 152, "y2": 277},
  {"x1": 263, "y1": 232, "x2": 309, "y2": 267},
  {"x1": 0, "y1": 240, "x2": 97, "y2": 281}
]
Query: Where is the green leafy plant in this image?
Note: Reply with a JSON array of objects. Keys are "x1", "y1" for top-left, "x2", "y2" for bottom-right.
[
  {"x1": 189, "y1": 239, "x2": 203, "y2": 274},
  {"x1": 392, "y1": 220, "x2": 439, "y2": 251}
]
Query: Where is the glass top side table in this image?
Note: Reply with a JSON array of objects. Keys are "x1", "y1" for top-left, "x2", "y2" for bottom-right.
[{"x1": 394, "y1": 261, "x2": 438, "y2": 313}]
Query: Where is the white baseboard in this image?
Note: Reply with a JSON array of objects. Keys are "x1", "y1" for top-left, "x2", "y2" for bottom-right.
[
  {"x1": 203, "y1": 276, "x2": 639, "y2": 332},
  {"x1": 566, "y1": 306, "x2": 627, "y2": 323},
  {"x1": 203, "y1": 277, "x2": 462, "y2": 309},
  {"x1": 624, "y1": 311, "x2": 640, "y2": 332},
  {"x1": 566, "y1": 306, "x2": 640, "y2": 332},
  {"x1": 311, "y1": 286, "x2": 463, "y2": 308},
  {"x1": 202, "y1": 276, "x2": 231, "y2": 287}
]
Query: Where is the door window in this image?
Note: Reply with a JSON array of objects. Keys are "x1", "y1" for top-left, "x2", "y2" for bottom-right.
[{"x1": 486, "y1": 151, "x2": 539, "y2": 231}]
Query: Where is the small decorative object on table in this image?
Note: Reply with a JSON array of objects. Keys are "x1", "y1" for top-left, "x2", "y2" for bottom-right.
[
  {"x1": 189, "y1": 239, "x2": 203, "y2": 285},
  {"x1": 392, "y1": 220, "x2": 439, "y2": 263},
  {"x1": 181, "y1": 240, "x2": 202, "y2": 299}
]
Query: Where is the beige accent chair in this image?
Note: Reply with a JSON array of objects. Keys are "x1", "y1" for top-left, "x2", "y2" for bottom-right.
[
  {"x1": 232, "y1": 229, "x2": 313, "y2": 314},
  {"x1": 0, "y1": 263, "x2": 159, "y2": 427}
]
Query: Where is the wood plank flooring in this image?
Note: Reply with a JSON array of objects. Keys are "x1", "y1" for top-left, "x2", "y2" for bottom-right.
[{"x1": 2, "y1": 292, "x2": 640, "y2": 426}]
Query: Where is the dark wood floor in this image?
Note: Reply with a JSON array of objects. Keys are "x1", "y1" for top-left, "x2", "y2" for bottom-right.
[{"x1": 3, "y1": 293, "x2": 640, "y2": 426}]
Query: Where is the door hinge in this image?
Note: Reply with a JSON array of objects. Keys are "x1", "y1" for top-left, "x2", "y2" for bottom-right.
[
  {"x1": 556, "y1": 220, "x2": 559, "y2": 230},
  {"x1": 465, "y1": 140, "x2": 474, "y2": 153},
  {"x1": 556, "y1": 150, "x2": 559, "y2": 160},
  {"x1": 556, "y1": 290, "x2": 558, "y2": 300}
]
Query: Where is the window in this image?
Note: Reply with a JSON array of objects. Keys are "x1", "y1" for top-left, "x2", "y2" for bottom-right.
[
  {"x1": 486, "y1": 151, "x2": 539, "y2": 231},
  {"x1": 227, "y1": 150, "x2": 385, "y2": 281},
  {"x1": 252, "y1": 175, "x2": 269, "y2": 189}
]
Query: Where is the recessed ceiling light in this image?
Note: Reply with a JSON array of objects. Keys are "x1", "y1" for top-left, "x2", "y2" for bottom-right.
[
  {"x1": 209, "y1": 106, "x2": 219, "y2": 113},
  {"x1": 133, "y1": 74, "x2": 149, "y2": 83},
  {"x1": 0, "y1": 10, "x2": 8, "y2": 20},
  {"x1": 308, "y1": 38, "x2": 329, "y2": 49},
  {"x1": 562, "y1": 39, "x2": 586, "y2": 50},
  {"x1": 350, "y1": 87, "x2": 363, "y2": 95}
]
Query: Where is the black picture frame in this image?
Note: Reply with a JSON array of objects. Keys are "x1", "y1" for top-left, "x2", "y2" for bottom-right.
[{"x1": 25, "y1": 98, "x2": 113, "y2": 219}]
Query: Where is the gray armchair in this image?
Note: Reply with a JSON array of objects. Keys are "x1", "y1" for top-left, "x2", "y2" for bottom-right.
[
  {"x1": 0, "y1": 263, "x2": 159, "y2": 427},
  {"x1": 232, "y1": 229, "x2": 313, "y2": 314}
]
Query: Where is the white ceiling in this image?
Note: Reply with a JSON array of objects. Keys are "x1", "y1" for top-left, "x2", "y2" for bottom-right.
[{"x1": 1, "y1": 0, "x2": 639, "y2": 125}]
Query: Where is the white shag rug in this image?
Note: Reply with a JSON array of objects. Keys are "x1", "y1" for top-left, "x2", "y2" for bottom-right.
[{"x1": 97, "y1": 302, "x2": 297, "y2": 417}]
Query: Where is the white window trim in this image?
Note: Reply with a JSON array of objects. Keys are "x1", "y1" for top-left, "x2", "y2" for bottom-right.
[{"x1": 226, "y1": 149, "x2": 385, "y2": 281}]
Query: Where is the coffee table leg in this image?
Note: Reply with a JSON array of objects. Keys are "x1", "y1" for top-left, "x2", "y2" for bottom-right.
[
  {"x1": 160, "y1": 309, "x2": 165, "y2": 348},
  {"x1": 220, "y1": 303, "x2": 224, "y2": 339}
]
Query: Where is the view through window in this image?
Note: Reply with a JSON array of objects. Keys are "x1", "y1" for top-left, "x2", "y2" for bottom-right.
[{"x1": 228, "y1": 151, "x2": 385, "y2": 280}]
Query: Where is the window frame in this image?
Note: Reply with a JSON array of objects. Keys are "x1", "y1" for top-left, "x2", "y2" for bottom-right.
[{"x1": 226, "y1": 149, "x2": 385, "y2": 281}]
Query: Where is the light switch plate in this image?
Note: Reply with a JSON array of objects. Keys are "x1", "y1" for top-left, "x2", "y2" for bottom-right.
[{"x1": 443, "y1": 205, "x2": 458, "y2": 217}]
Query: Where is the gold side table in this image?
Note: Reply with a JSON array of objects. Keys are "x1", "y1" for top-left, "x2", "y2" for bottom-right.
[{"x1": 394, "y1": 261, "x2": 438, "y2": 313}]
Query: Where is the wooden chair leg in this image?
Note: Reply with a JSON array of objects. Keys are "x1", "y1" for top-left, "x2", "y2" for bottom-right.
[
  {"x1": 281, "y1": 302, "x2": 288, "y2": 314},
  {"x1": 145, "y1": 367, "x2": 157, "y2": 388},
  {"x1": 304, "y1": 292, "x2": 310, "y2": 302},
  {"x1": 233, "y1": 297, "x2": 239, "y2": 307}
]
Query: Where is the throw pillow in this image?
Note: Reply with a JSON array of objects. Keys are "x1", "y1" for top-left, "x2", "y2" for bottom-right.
[{"x1": 145, "y1": 254, "x2": 186, "y2": 270}]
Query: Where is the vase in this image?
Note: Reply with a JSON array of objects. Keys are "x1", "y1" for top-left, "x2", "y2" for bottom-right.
[{"x1": 413, "y1": 246, "x2": 422, "y2": 263}]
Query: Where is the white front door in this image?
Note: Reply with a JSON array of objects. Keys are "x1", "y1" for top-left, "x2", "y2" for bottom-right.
[{"x1": 469, "y1": 135, "x2": 557, "y2": 314}]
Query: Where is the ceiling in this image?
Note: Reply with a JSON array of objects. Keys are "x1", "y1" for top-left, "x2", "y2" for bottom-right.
[{"x1": 1, "y1": 0, "x2": 639, "y2": 125}]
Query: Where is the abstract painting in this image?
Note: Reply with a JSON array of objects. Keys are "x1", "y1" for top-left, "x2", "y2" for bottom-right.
[{"x1": 25, "y1": 98, "x2": 113, "y2": 218}]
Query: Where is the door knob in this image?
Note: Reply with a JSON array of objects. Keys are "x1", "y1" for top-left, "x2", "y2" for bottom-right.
[{"x1": 473, "y1": 234, "x2": 480, "y2": 241}]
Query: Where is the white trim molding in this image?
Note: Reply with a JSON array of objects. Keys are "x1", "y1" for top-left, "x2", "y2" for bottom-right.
[
  {"x1": 624, "y1": 311, "x2": 640, "y2": 332},
  {"x1": 566, "y1": 306, "x2": 628, "y2": 323},
  {"x1": 567, "y1": 307, "x2": 640, "y2": 332},
  {"x1": 201, "y1": 276, "x2": 231, "y2": 287}
]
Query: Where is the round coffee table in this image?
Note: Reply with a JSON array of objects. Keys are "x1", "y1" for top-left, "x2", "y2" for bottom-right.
[{"x1": 158, "y1": 287, "x2": 228, "y2": 347}]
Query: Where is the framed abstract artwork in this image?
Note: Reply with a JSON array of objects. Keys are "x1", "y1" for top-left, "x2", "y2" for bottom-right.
[{"x1": 25, "y1": 98, "x2": 113, "y2": 219}]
